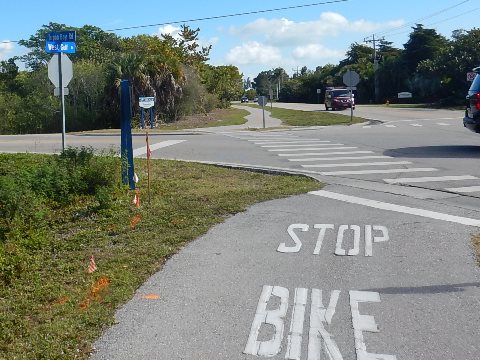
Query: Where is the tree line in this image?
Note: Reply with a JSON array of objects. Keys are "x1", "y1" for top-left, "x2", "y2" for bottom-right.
[
  {"x1": 0, "y1": 23, "x2": 244, "y2": 134},
  {"x1": 252, "y1": 24, "x2": 480, "y2": 106}
]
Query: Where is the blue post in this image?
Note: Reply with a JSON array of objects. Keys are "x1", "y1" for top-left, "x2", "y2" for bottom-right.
[
  {"x1": 140, "y1": 107, "x2": 145, "y2": 129},
  {"x1": 120, "y1": 80, "x2": 136, "y2": 190}
]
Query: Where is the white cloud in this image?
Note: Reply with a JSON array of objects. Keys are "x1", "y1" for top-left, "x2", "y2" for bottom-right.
[
  {"x1": 225, "y1": 41, "x2": 282, "y2": 65},
  {"x1": 156, "y1": 24, "x2": 182, "y2": 38},
  {"x1": 230, "y1": 12, "x2": 404, "y2": 47},
  {"x1": 0, "y1": 41, "x2": 14, "y2": 60},
  {"x1": 155, "y1": 26, "x2": 218, "y2": 49},
  {"x1": 292, "y1": 44, "x2": 344, "y2": 61}
]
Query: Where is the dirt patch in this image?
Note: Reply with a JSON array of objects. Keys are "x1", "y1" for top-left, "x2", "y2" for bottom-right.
[
  {"x1": 165, "y1": 108, "x2": 233, "y2": 128},
  {"x1": 473, "y1": 235, "x2": 480, "y2": 266}
]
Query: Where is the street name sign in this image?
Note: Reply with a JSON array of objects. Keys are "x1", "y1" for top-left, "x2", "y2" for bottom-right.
[
  {"x1": 45, "y1": 31, "x2": 77, "y2": 54},
  {"x1": 46, "y1": 31, "x2": 76, "y2": 42},
  {"x1": 45, "y1": 42, "x2": 76, "y2": 53}
]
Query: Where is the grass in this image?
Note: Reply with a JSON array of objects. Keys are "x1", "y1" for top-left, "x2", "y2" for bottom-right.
[
  {"x1": 73, "y1": 107, "x2": 250, "y2": 134},
  {"x1": 239, "y1": 104, "x2": 366, "y2": 126},
  {"x1": 0, "y1": 153, "x2": 321, "y2": 359}
]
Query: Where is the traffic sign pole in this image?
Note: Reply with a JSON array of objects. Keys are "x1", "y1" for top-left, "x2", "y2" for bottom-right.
[
  {"x1": 46, "y1": 31, "x2": 76, "y2": 152},
  {"x1": 58, "y1": 53, "x2": 66, "y2": 151},
  {"x1": 343, "y1": 71, "x2": 360, "y2": 124}
]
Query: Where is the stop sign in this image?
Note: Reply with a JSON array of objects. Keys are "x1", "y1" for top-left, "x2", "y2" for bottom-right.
[
  {"x1": 343, "y1": 70, "x2": 360, "y2": 87},
  {"x1": 48, "y1": 53, "x2": 73, "y2": 88}
]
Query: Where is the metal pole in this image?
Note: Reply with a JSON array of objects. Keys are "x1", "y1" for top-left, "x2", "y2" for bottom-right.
[
  {"x1": 350, "y1": 89, "x2": 353, "y2": 123},
  {"x1": 58, "y1": 53, "x2": 66, "y2": 151},
  {"x1": 262, "y1": 101, "x2": 266, "y2": 129}
]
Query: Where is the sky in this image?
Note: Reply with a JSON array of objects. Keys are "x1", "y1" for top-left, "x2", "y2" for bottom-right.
[{"x1": 1, "y1": 0, "x2": 479, "y2": 80}]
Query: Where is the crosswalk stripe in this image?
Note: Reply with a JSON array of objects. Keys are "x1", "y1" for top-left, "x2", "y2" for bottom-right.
[
  {"x1": 384, "y1": 175, "x2": 478, "y2": 184},
  {"x1": 261, "y1": 143, "x2": 343, "y2": 148},
  {"x1": 445, "y1": 185, "x2": 480, "y2": 193},
  {"x1": 278, "y1": 150, "x2": 372, "y2": 157},
  {"x1": 384, "y1": 125, "x2": 396, "y2": 128},
  {"x1": 268, "y1": 146, "x2": 350, "y2": 152},
  {"x1": 249, "y1": 139, "x2": 321, "y2": 143},
  {"x1": 319, "y1": 168, "x2": 437, "y2": 175},
  {"x1": 288, "y1": 155, "x2": 392, "y2": 162},
  {"x1": 410, "y1": 124, "x2": 423, "y2": 127},
  {"x1": 302, "y1": 161, "x2": 411, "y2": 168}
]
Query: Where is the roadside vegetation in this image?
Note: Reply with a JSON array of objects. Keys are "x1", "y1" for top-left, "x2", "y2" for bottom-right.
[
  {"x1": 0, "y1": 23, "x2": 245, "y2": 135},
  {"x1": 252, "y1": 26, "x2": 480, "y2": 107},
  {"x1": 0, "y1": 148, "x2": 321, "y2": 359},
  {"x1": 241, "y1": 104, "x2": 366, "y2": 127}
]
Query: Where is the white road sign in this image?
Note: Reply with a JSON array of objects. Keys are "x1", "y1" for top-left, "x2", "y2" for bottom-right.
[{"x1": 139, "y1": 96, "x2": 155, "y2": 109}]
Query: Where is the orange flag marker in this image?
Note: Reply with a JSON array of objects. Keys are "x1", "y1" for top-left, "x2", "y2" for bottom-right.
[{"x1": 87, "y1": 255, "x2": 97, "y2": 273}]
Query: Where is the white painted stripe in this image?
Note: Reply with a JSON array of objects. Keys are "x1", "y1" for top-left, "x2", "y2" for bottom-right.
[
  {"x1": 278, "y1": 150, "x2": 371, "y2": 157},
  {"x1": 274, "y1": 146, "x2": 360, "y2": 156},
  {"x1": 302, "y1": 161, "x2": 411, "y2": 168},
  {"x1": 445, "y1": 185, "x2": 480, "y2": 193},
  {"x1": 384, "y1": 125, "x2": 396, "y2": 128},
  {"x1": 254, "y1": 140, "x2": 331, "y2": 145},
  {"x1": 437, "y1": 123, "x2": 451, "y2": 126},
  {"x1": 244, "y1": 138, "x2": 298, "y2": 141},
  {"x1": 289, "y1": 156, "x2": 392, "y2": 162},
  {"x1": 387, "y1": 117, "x2": 461, "y2": 124},
  {"x1": 319, "y1": 168, "x2": 437, "y2": 176},
  {"x1": 249, "y1": 139, "x2": 320, "y2": 143},
  {"x1": 269, "y1": 146, "x2": 349, "y2": 152},
  {"x1": 410, "y1": 124, "x2": 423, "y2": 127},
  {"x1": 262, "y1": 143, "x2": 343, "y2": 148},
  {"x1": 362, "y1": 126, "x2": 371, "y2": 128},
  {"x1": 285, "y1": 288, "x2": 308, "y2": 359},
  {"x1": 310, "y1": 190, "x2": 480, "y2": 227},
  {"x1": 133, "y1": 140, "x2": 185, "y2": 157},
  {"x1": 384, "y1": 175, "x2": 478, "y2": 184}
]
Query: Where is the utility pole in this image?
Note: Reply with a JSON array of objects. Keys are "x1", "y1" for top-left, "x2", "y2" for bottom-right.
[
  {"x1": 364, "y1": 34, "x2": 384, "y2": 103},
  {"x1": 292, "y1": 66, "x2": 300, "y2": 78}
]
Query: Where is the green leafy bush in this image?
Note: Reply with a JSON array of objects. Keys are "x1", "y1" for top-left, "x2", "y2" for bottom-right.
[{"x1": 0, "y1": 148, "x2": 121, "y2": 284}]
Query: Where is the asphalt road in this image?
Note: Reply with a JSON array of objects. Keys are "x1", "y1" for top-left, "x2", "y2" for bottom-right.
[{"x1": 1, "y1": 104, "x2": 479, "y2": 359}]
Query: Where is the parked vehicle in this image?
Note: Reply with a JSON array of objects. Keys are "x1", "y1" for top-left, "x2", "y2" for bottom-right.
[
  {"x1": 324, "y1": 87, "x2": 354, "y2": 111},
  {"x1": 241, "y1": 96, "x2": 249, "y2": 103},
  {"x1": 464, "y1": 67, "x2": 480, "y2": 133}
]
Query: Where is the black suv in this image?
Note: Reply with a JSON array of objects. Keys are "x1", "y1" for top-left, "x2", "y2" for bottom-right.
[{"x1": 464, "y1": 67, "x2": 480, "y2": 133}]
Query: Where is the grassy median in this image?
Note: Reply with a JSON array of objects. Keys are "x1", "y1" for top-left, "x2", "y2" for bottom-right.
[
  {"x1": 240, "y1": 104, "x2": 366, "y2": 126},
  {"x1": 0, "y1": 150, "x2": 320, "y2": 359}
]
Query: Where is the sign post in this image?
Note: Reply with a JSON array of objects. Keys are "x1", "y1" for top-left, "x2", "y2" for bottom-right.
[
  {"x1": 258, "y1": 96, "x2": 267, "y2": 129},
  {"x1": 343, "y1": 70, "x2": 360, "y2": 122},
  {"x1": 139, "y1": 96, "x2": 155, "y2": 203},
  {"x1": 46, "y1": 31, "x2": 76, "y2": 151},
  {"x1": 139, "y1": 96, "x2": 155, "y2": 129}
]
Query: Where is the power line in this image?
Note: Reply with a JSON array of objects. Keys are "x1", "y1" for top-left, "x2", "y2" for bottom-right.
[
  {"x1": 107, "y1": 0, "x2": 349, "y2": 32},
  {"x1": 1, "y1": 0, "x2": 349, "y2": 44},
  {"x1": 381, "y1": 7, "x2": 480, "y2": 40},
  {"x1": 376, "y1": 0, "x2": 471, "y2": 38}
]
